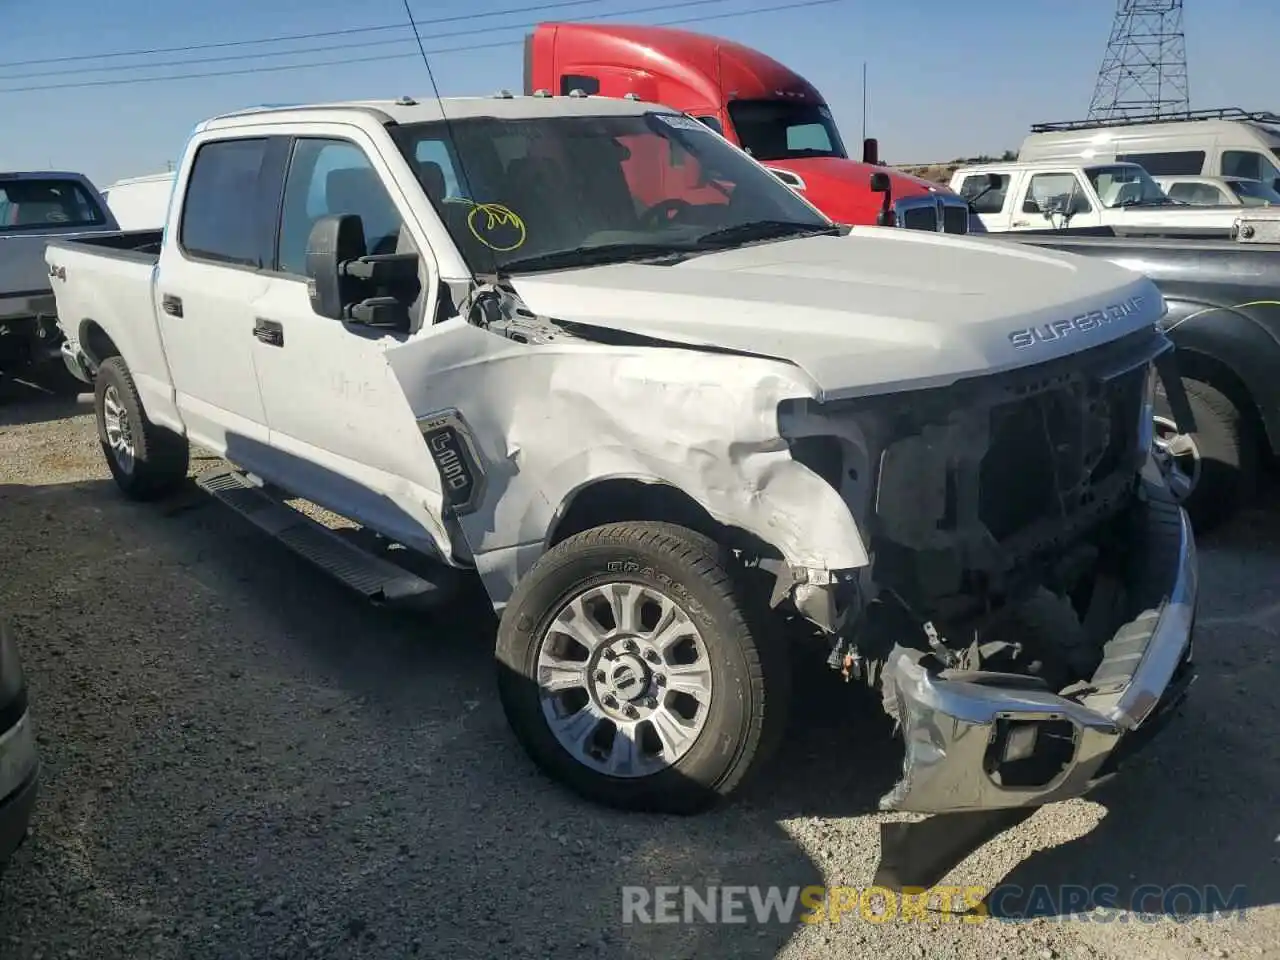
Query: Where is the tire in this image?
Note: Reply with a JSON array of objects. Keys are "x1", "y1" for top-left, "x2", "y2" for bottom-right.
[
  {"x1": 1154, "y1": 376, "x2": 1257, "y2": 532},
  {"x1": 94, "y1": 356, "x2": 189, "y2": 501},
  {"x1": 495, "y1": 521, "x2": 791, "y2": 814}
]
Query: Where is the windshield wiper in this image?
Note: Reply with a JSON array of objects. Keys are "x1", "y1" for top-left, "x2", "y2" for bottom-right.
[
  {"x1": 1116, "y1": 197, "x2": 1175, "y2": 208},
  {"x1": 694, "y1": 220, "x2": 841, "y2": 247},
  {"x1": 500, "y1": 242, "x2": 698, "y2": 273}
]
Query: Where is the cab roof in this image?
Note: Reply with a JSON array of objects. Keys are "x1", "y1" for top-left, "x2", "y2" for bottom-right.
[
  {"x1": 953, "y1": 159, "x2": 1146, "y2": 175},
  {"x1": 200, "y1": 93, "x2": 677, "y2": 132}
]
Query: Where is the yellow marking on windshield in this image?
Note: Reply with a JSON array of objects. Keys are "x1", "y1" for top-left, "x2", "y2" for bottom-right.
[{"x1": 464, "y1": 202, "x2": 527, "y2": 252}]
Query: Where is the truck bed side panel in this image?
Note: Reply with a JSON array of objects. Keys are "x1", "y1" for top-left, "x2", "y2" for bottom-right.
[{"x1": 45, "y1": 240, "x2": 181, "y2": 433}]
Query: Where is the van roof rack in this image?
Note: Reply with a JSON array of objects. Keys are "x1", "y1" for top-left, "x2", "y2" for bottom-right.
[{"x1": 1030, "y1": 107, "x2": 1280, "y2": 133}]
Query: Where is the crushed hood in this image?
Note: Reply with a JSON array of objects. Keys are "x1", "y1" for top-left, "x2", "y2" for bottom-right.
[{"x1": 508, "y1": 230, "x2": 1165, "y2": 400}]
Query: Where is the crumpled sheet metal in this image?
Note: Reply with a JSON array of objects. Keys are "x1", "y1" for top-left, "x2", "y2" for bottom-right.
[{"x1": 386, "y1": 319, "x2": 870, "y2": 604}]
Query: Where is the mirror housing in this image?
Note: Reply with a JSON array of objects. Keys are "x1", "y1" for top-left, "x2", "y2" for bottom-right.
[
  {"x1": 869, "y1": 171, "x2": 894, "y2": 226},
  {"x1": 863, "y1": 138, "x2": 879, "y2": 165},
  {"x1": 305, "y1": 214, "x2": 420, "y2": 330},
  {"x1": 306, "y1": 214, "x2": 366, "y2": 321}
]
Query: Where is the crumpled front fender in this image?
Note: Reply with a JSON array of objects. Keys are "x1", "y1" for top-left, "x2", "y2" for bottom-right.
[{"x1": 385, "y1": 322, "x2": 870, "y2": 606}]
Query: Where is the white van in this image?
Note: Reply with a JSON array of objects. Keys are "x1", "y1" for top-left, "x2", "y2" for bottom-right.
[
  {"x1": 1018, "y1": 108, "x2": 1280, "y2": 190},
  {"x1": 100, "y1": 171, "x2": 176, "y2": 231}
]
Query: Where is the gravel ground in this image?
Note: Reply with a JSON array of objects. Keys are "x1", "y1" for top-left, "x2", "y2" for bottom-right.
[{"x1": 1, "y1": 379, "x2": 1279, "y2": 960}]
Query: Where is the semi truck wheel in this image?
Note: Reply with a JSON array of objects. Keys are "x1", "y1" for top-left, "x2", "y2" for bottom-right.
[
  {"x1": 94, "y1": 357, "x2": 190, "y2": 501},
  {"x1": 495, "y1": 521, "x2": 790, "y2": 814},
  {"x1": 1154, "y1": 377, "x2": 1257, "y2": 532}
]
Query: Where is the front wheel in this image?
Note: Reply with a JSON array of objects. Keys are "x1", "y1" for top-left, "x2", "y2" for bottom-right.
[
  {"x1": 94, "y1": 356, "x2": 190, "y2": 501},
  {"x1": 495, "y1": 521, "x2": 790, "y2": 814},
  {"x1": 1153, "y1": 377, "x2": 1257, "y2": 532}
]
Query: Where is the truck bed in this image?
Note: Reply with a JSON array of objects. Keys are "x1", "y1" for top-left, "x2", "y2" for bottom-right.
[{"x1": 44, "y1": 233, "x2": 166, "y2": 388}]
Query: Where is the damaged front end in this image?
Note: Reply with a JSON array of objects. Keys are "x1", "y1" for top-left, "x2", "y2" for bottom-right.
[{"x1": 776, "y1": 326, "x2": 1197, "y2": 823}]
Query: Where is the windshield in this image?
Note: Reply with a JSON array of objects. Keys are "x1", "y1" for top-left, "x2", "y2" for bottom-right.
[
  {"x1": 1084, "y1": 165, "x2": 1174, "y2": 208},
  {"x1": 0, "y1": 177, "x2": 106, "y2": 233},
  {"x1": 725, "y1": 100, "x2": 847, "y2": 161},
  {"x1": 1228, "y1": 178, "x2": 1280, "y2": 205},
  {"x1": 393, "y1": 112, "x2": 834, "y2": 275}
]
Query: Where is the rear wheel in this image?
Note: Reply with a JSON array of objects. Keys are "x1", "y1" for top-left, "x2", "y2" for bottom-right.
[
  {"x1": 495, "y1": 521, "x2": 790, "y2": 814},
  {"x1": 94, "y1": 357, "x2": 189, "y2": 501},
  {"x1": 1153, "y1": 377, "x2": 1257, "y2": 532}
]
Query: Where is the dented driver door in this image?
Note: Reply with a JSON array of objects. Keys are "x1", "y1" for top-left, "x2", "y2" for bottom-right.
[{"x1": 247, "y1": 130, "x2": 458, "y2": 563}]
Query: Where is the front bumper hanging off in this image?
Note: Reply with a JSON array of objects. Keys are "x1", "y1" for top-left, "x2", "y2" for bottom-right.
[{"x1": 880, "y1": 483, "x2": 1197, "y2": 815}]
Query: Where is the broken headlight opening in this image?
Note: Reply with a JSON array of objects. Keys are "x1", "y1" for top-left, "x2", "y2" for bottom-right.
[{"x1": 779, "y1": 328, "x2": 1195, "y2": 820}]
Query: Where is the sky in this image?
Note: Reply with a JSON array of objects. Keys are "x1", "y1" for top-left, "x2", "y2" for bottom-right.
[{"x1": 1, "y1": 0, "x2": 1277, "y2": 188}]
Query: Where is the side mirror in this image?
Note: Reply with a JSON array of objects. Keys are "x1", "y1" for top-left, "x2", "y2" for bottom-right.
[
  {"x1": 985, "y1": 173, "x2": 1002, "y2": 190},
  {"x1": 306, "y1": 214, "x2": 366, "y2": 321},
  {"x1": 863, "y1": 138, "x2": 879, "y2": 165},
  {"x1": 869, "y1": 171, "x2": 894, "y2": 226},
  {"x1": 306, "y1": 214, "x2": 420, "y2": 329}
]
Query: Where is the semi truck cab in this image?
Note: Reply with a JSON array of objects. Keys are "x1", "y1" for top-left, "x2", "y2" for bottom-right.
[{"x1": 524, "y1": 22, "x2": 972, "y2": 232}]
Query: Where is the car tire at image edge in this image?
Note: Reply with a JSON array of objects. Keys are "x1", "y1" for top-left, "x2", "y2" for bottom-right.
[{"x1": 495, "y1": 521, "x2": 791, "y2": 815}]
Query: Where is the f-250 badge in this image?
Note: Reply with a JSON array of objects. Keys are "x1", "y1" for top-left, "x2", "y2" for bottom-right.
[
  {"x1": 1008, "y1": 295, "x2": 1146, "y2": 349},
  {"x1": 418, "y1": 409, "x2": 485, "y2": 515}
]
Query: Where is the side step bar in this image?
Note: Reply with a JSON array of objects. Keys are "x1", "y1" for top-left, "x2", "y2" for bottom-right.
[{"x1": 196, "y1": 469, "x2": 449, "y2": 605}]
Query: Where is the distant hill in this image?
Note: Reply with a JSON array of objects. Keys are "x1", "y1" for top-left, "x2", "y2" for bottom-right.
[{"x1": 892, "y1": 150, "x2": 1017, "y2": 185}]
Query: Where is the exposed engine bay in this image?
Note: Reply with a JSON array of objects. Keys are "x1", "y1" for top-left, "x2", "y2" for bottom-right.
[{"x1": 774, "y1": 325, "x2": 1195, "y2": 813}]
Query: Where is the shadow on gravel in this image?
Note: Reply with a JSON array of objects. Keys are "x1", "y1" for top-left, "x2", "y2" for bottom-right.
[
  {"x1": 986, "y1": 493, "x2": 1280, "y2": 922},
  {"x1": 0, "y1": 374, "x2": 90, "y2": 427},
  {"x1": 0, "y1": 476, "x2": 837, "y2": 960}
]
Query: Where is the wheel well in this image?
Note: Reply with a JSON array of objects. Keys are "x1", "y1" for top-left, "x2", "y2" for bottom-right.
[
  {"x1": 1176, "y1": 348, "x2": 1272, "y2": 457},
  {"x1": 79, "y1": 321, "x2": 120, "y2": 368},
  {"x1": 548, "y1": 479, "x2": 781, "y2": 559}
]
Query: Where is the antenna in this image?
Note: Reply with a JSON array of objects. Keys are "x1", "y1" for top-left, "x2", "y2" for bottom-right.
[
  {"x1": 400, "y1": 0, "x2": 491, "y2": 278},
  {"x1": 1088, "y1": 0, "x2": 1190, "y2": 120}
]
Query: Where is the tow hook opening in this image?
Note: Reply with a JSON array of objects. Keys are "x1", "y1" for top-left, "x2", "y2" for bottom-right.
[{"x1": 984, "y1": 717, "x2": 1078, "y2": 788}]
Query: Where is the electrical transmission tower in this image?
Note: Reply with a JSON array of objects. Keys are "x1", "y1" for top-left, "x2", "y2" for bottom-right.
[{"x1": 1088, "y1": 0, "x2": 1189, "y2": 120}]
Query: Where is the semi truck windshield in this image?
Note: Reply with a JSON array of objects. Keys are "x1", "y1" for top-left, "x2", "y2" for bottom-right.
[{"x1": 726, "y1": 101, "x2": 847, "y2": 161}]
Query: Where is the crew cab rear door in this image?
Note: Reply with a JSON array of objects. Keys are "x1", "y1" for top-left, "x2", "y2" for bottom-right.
[{"x1": 152, "y1": 136, "x2": 288, "y2": 462}]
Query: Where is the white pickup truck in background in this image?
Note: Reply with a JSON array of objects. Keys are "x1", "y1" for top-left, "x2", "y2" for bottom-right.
[
  {"x1": 45, "y1": 94, "x2": 1198, "y2": 879},
  {"x1": 951, "y1": 159, "x2": 1280, "y2": 234}
]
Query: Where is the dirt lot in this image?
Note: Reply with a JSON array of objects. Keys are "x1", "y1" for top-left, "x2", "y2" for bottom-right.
[{"x1": 1, "y1": 380, "x2": 1278, "y2": 960}]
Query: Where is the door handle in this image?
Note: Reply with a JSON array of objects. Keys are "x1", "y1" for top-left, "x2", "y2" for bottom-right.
[
  {"x1": 253, "y1": 318, "x2": 284, "y2": 347},
  {"x1": 161, "y1": 294, "x2": 183, "y2": 317},
  {"x1": 1011, "y1": 220, "x2": 1031, "y2": 227}
]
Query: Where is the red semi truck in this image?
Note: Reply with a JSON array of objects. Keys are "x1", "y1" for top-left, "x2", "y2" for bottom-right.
[{"x1": 524, "y1": 22, "x2": 973, "y2": 233}]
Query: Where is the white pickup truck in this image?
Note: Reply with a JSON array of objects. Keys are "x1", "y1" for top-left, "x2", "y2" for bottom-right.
[
  {"x1": 951, "y1": 159, "x2": 1280, "y2": 235},
  {"x1": 46, "y1": 95, "x2": 1197, "y2": 843}
]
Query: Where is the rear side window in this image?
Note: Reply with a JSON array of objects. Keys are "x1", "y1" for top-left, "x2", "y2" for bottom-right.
[
  {"x1": 0, "y1": 177, "x2": 106, "y2": 233},
  {"x1": 559, "y1": 74, "x2": 599, "y2": 96},
  {"x1": 958, "y1": 173, "x2": 1009, "y2": 214},
  {"x1": 1116, "y1": 150, "x2": 1205, "y2": 176},
  {"x1": 179, "y1": 138, "x2": 272, "y2": 267}
]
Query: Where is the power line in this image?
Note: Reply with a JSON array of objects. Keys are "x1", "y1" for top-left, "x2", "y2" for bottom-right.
[
  {"x1": 0, "y1": 0, "x2": 844, "y2": 94},
  {"x1": 0, "y1": 0, "x2": 605, "y2": 69},
  {"x1": 0, "y1": 0, "x2": 738, "y2": 80}
]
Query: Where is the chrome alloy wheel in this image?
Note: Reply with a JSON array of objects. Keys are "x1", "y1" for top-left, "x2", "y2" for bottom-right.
[
  {"x1": 1152, "y1": 414, "x2": 1200, "y2": 503},
  {"x1": 536, "y1": 582, "x2": 713, "y2": 778},
  {"x1": 101, "y1": 384, "x2": 136, "y2": 475}
]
